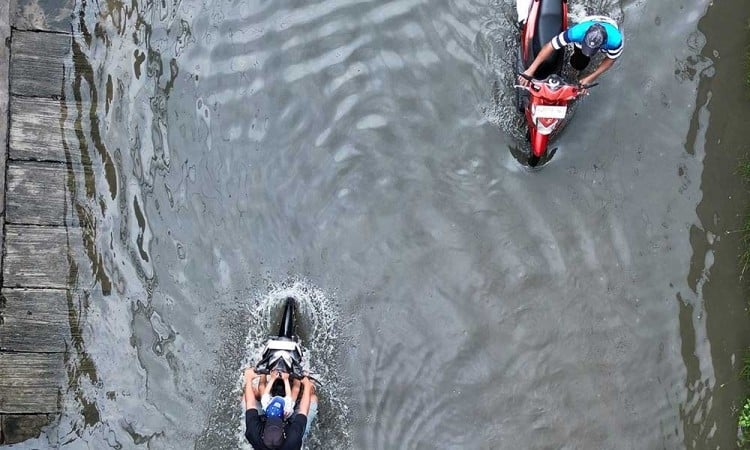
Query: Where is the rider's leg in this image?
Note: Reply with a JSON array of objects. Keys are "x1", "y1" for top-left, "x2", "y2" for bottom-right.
[
  {"x1": 290, "y1": 378, "x2": 301, "y2": 403},
  {"x1": 570, "y1": 47, "x2": 590, "y2": 71},
  {"x1": 302, "y1": 394, "x2": 319, "y2": 441},
  {"x1": 255, "y1": 374, "x2": 267, "y2": 401},
  {"x1": 243, "y1": 371, "x2": 263, "y2": 412}
]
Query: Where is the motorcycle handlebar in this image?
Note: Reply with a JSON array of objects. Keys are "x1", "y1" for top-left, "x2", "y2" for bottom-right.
[
  {"x1": 515, "y1": 73, "x2": 598, "y2": 91},
  {"x1": 517, "y1": 72, "x2": 534, "y2": 82},
  {"x1": 252, "y1": 367, "x2": 319, "y2": 384}
]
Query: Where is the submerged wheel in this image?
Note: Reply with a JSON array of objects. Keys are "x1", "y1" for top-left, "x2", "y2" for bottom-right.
[{"x1": 528, "y1": 154, "x2": 540, "y2": 167}]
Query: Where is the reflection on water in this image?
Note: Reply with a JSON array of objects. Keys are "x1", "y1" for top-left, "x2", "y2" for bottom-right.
[{"x1": 10, "y1": 0, "x2": 744, "y2": 448}]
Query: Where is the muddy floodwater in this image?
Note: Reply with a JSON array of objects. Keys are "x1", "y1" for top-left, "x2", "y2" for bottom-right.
[{"x1": 9, "y1": 0, "x2": 750, "y2": 448}]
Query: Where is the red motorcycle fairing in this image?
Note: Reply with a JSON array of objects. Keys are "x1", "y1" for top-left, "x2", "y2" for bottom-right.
[
  {"x1": 521, "y1": 77, "x2": 582, "y2": 158},
  {"x1": 529, "y1": 126, "x2": 549, "y2": 158},
  {"x1": 527, "y1": 81, "x2": 579, "y2": 102},
  {"x1": 520, "y1": 0, "x2": 539, "y2": 64},
  {"x1": 517, "y1": 0, "x2": 570, "y2": 164}
]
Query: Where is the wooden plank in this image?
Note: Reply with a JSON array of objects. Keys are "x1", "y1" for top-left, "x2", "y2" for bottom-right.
[
  {"x1": 12, "y1": 0, "x2": 75, "y2": 33},
  {"x1": 0, "y1": 353, "x2": 64, "y2": 413},
  {"x1": 0, "y1": 413, "x2": 52, "y2": 444},
  {"x1": 0, "y1": 289, "x2": 71, "y2": 352},
  {"x1": 0, "y1": 0, "x2": 9, "y2": 214},
  {"x1": 7, "y1": 161, "x2": 81, "y2": 225},
  {"x1": 1, "y1": 2, "x2": 10, "y2": 288},
  {"x1": 10, "y1": 30, "x2": 71, "y2": 98},
  {"x1": 9, "y1": 96, "x2": 84, "y2": 162},
  {"x1": 4, "y1": 225, "x2": 81, "y2": 289}
]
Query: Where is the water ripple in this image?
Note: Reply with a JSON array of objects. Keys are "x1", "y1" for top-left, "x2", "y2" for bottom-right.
[{"x1": 31, "y1": 0, "x2": 718, "y2": 448}]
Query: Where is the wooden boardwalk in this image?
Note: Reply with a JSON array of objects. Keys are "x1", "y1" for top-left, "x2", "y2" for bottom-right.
[{"x1": 0, "y1": 0, "x2": 77, "y2": 444}]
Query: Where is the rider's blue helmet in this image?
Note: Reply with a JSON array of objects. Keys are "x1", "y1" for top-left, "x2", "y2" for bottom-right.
[
  {"x1": 581, "y1": 24, "x2": 607, "y2": 57},
  {"x1": 266, "y1": 396, "x2": 285, "y2": 418}
]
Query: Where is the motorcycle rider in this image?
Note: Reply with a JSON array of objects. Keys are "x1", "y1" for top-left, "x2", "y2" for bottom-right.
[
  {"x1": 517, "y1": 8, "x2": 623, "y2": 86},
  {"x1": 243, "y1": 367, "x2": 318, "y2": 450}
]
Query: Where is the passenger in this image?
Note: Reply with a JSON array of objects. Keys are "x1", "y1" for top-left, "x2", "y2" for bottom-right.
[
  {"x1": 258, "y1": 370, "x2": 297, "y2": 420},
  {"x1": 518, "y1": 12, "x2": 624, "y2": 87},
  {"x1": 243, "y1": 367, "x2": 318, "y2": 450}
]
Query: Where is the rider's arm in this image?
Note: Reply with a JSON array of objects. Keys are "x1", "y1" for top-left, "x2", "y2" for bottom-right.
[
  {"x1": 260, "y1": 372, "x2": 279, "y2": 410},
  {"x1": 243, "y1": 368, "x2": 259, "y2": 411},
  {"x1": 297, "y1": 378, "x2": 315, "y2": 416},
  {"x1": 283, "y1": 376, "x2": 292, "y2": 398},
  {"x1": 522, "y1": 27, "x2": 570, "y2": 80},
  {"x1": 580, "y1": 57, "x2": 615, "y2": 85},
  {"x1": 282, "y1": 373, "x2": 295, "y2": 416},
  {"x1": 262, "y1": 372, "x2": 278, "y2": 397},
  {"x1": 522, "y1": 42, "x2": 557, "y2": 79},
  {"x1": 290, "y1": 378, "x2": 301, "y2": 402}
]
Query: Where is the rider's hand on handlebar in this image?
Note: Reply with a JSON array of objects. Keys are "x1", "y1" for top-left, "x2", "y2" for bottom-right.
[
  {"x1": 517, "y1": 71, "x2": 533, "y2": 87},
  {"x1": 281, "y1": 371, "x2": 290, "y2": 381},
  {"x1": 578, "y1": 75, "x2": 599, "y2": 95}
]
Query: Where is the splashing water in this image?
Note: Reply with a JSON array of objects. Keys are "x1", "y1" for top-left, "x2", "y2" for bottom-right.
[{"x1": 235, "y1": 281, "x2": 352, "y2": 449}]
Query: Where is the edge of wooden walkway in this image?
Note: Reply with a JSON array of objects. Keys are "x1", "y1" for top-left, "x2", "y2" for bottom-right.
[{"x1": 0, "y1": 1, "x2": 78, "y2": 445}]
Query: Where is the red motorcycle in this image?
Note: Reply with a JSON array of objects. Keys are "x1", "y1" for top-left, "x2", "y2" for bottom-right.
[{"x1": 516, "y1": 0, "x2": 594, "y2": 167}]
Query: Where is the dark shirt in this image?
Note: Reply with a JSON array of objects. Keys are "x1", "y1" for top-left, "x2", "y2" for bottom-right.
[{"x1": 245, "y1": 409, "x2": 308, "y2": 450}]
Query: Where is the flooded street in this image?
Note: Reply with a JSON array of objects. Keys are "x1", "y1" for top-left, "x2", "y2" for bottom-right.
[{"x1": 9, "y1": 0, "x2": 750, "y2": 448}]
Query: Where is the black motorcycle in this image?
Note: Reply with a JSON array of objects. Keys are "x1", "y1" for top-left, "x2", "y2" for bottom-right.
[{"x1": 254, "y1": 297, "x2": 306, "y2": 378}]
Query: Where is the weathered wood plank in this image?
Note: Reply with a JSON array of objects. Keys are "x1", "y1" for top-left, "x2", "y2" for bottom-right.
[
  {"x1": 7, "y1": 161, "x2": 82, "y2": 225},
  {"x1": 9, "y1": 96, "x2": 85, "y2": 162},
  {"x1": 0, "y1": 353, "x2": 64, "y2": 413},
  {"x1": 12, "y1": 0, "x2": 75, "y2": 33},
  {"x1": 10, "y1": 30, "x2": 71, "y2": 98},
  {"x1": 0, "y1": 289, "x2": 72, "y2": 352},
  {"x1": 1, "y1": 2, "x2": 10, "y2": 285},
  {"x1": 4, "y1": 225, "x2": 82, "y2": 289},
  {"x1": 0, "y1": 0, "x2": 9, "y2": 216},
  {"x1": 0, "y1": 413, "x2": 52, "y2": 444}
]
